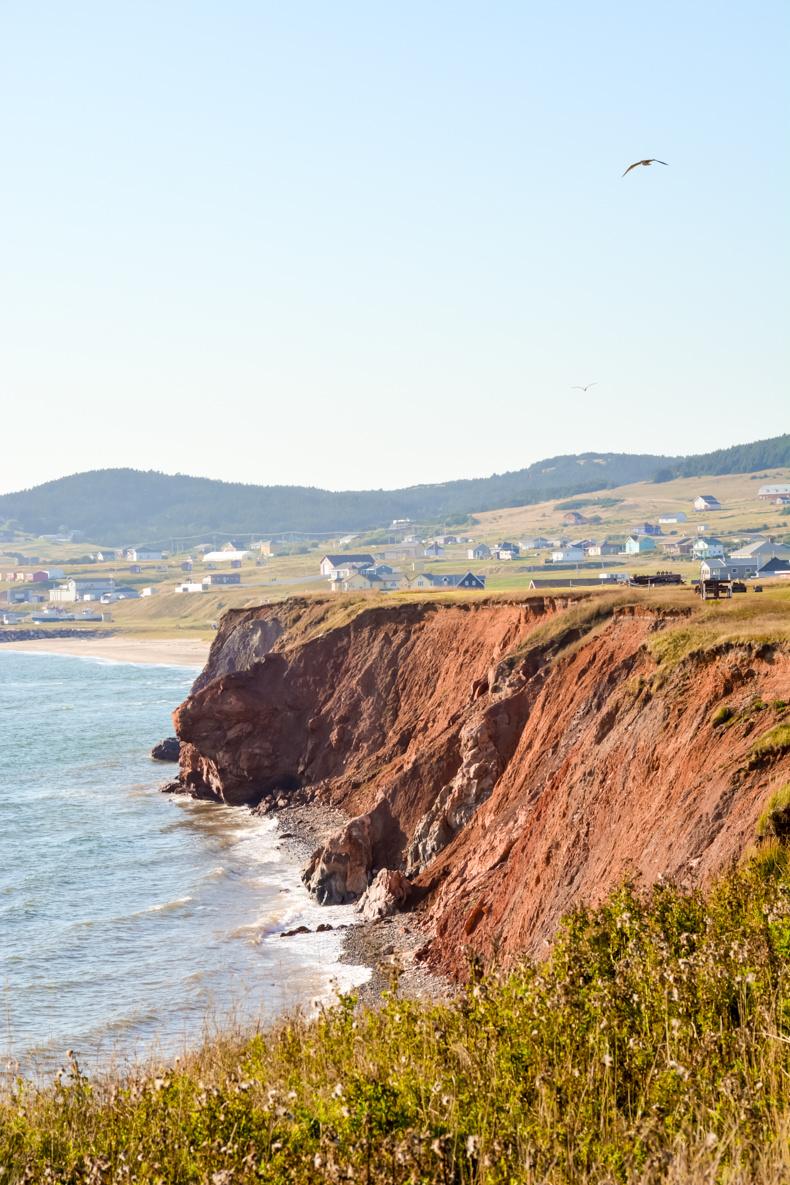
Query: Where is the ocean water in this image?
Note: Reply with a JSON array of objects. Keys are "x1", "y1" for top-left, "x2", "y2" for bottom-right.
[{"x1": 0, "y1": 649, "x2": 368, "y2": 1076}]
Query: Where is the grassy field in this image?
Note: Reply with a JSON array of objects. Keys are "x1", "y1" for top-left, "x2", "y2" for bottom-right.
[
  {"x1": 4, "y1": 853, "x2": 790, "y2": 1183},
  {"x1": 3, "y1": 468, "x2": 790, "y2": 639}
]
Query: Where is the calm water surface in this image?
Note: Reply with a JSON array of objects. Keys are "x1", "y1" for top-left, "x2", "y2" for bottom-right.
[{"x1": 0, "y1": 649, "x2": 367, "y2": 1075}]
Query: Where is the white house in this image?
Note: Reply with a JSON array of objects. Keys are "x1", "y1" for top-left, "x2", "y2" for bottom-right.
[
  {"x1": 126, "y1": 548, "x2": 164, "y2": 562},
  {"x1": 174, "y1": 582, "x2": 207, "y2": 593},
  {"x1": 658, "y1": 512, "x2": 687, "y2": 524},
  {"x1": 552, "y1": 547, "x2": 585, "y2": 563},
  {"x1": 319, "y1": 553, "x2": 375, "y2": 576},
  {"x1": 467, "y1": 543, "x2": 491, "y2": 560},
  {"x1": 50, "y1": 578, "x2": 115, "y2": 603},
  {"x1": 693, "y1": 495, "x2": 721, "y2": 513},
  {"x1": 423, "y1": 542, "x2": 445, "y2": 558},
  {"x1": 692, "y1": 536, "x2": 725, "y2": 559},
  {"x1": 141, "y1": 587, "x2": 157, "y2": 596}
]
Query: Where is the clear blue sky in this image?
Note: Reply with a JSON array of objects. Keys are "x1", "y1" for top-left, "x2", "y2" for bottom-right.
[{"x1": 1, "y1": 1, "x2": 787, "y2": 495}]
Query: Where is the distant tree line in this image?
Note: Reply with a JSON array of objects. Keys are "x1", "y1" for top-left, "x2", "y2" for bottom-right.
[{"x1": 1, "y1": 435, "x2": 787, "y2": 545}]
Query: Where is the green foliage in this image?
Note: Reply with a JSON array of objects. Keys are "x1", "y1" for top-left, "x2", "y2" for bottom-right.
[
  {"x1": 750, "y1": 722, "x2": 790, "y2": 764},
  {"x1": 650, "y1": 467, "x2": 675, "y2": 483},
  {"x1": 711, "y1": 704, "x2": 734, "y2": 726},
  {"x1": 674, "y1": 433, "x2": 790, "y2": 478},
  {"x1": 554, "y1": 497, "x2": 624, "y2": 511},
  {"x1": 757, "y1": 783, "x2": 790, "y2": 841},
  {"x1": 5, "y1": 861, "x2": 790, "y2": 1181},
  {"x1": 2, "y1": 435, "x2": 787, "y2": 542}
]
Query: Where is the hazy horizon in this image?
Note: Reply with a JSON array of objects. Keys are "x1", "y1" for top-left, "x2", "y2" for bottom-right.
[{"x1": 2, "y1": 1, "x2": 787, "y2": 496}]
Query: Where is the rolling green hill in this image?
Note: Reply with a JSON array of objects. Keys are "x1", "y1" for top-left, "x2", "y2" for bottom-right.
[{"x1": 2, "y1": 434, "x2": 788, "y2": 544}]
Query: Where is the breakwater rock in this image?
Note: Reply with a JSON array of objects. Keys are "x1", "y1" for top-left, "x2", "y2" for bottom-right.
[
  {"x1": 171, "y1": 595, "x2": 790, "y2": 977},
  {"x1": 0, "y1": 628, "x2": 107, "y2": 643}
]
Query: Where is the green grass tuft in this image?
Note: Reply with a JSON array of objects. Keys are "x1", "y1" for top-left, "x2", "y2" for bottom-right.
[
  {"x1": 757, "y1": 782, "x2": 790, "y2": 841},
  {"x1": 750, "y1": 722, "x2": 790, "y2": 765},
  {"x1": 712, "y1": 704, "x2": 734, "y2": 727},
  {"x1": 6, "y1": 861, "x2": 790, "y2": 1181}
]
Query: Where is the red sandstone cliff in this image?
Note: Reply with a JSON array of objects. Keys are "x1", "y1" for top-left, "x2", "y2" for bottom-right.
[{"x1": 172, "y1": 594, "x2": 790, "y2": 976}]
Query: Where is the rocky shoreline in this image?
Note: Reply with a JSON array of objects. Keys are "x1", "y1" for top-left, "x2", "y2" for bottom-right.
[
  {"x1": 0, "y1": 627, "x2": 107, "y2": 642},
  {"x1": 268, "y1": 801, "x2": 455, "y2": 1005}
]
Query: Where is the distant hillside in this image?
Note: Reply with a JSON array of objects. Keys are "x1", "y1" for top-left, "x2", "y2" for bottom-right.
[{"x1": 1, "y1": 434, "x2": 787, "y2": 544}]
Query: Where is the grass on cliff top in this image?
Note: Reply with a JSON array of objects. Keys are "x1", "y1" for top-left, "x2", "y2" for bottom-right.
[
  {"x1": 648, "y1": 588, "x2": 790, "y2": 673},
  {"x1": 7, "y1": 855, "x2": 790, "y2": 1184}
]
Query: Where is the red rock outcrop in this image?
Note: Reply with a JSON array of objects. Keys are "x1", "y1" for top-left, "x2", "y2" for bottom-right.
[{"x1": 172, "y1": 594, "x2": 790, "y2": 977}]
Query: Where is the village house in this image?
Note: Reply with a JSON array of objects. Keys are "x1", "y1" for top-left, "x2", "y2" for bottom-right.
[
  {"x1": 50, "y1": 577, "x2": 115, "y2": 603},
  {"x1": 202, "y1": 572, "x2": 241, "y2": 586},
  {"x1": 434, "y1": 535, "x2": 458, "y2": 546},
  {"x1": 692, "y1": 536, "x2": 725, "y2": 559},
  {"x1": 552, "y1": 547, "x2": 585, "y2": 563},
  {"x1": 519, "y1": 537, "x2": 550, "y2": 550},
  {"x1": 729, "y1": 540, "x2": 790, "y2": 565},
  {"x1": 758, "y1": 484, "x2": 790, "y2": 501},
  {"x1": 174, "y1": 582, "x2": 207, "y2": 593},
  {"x1": 423, "y1": 541, "x2": 445, "y2": 558},
  {"x1": 585, "y1": 541, "x2": 620, "y2": 557},
  {"x1": 693, "y1": 495, "x2": 722, "y2": 513},
  {"x1": 259, "y1": 541, "x2": 284, "y2": 556},
  {"x1": 658, "y1": 512, "x2": 687, "y2": 524},
  {"x1": 223, "y1": 541, "x2": 249, "y2": 552},
  {"x1": 492, "y1": 542, "x2": 520, "y2": 560},
  {"x1": 467, "y1": 543, "x2": 491, "y2": 560},
  {"x1": 380, "y1": 542, "x2": 425, "y2": 561},
  {"x1": 625, "y1": 536, "x2": 657, "y2": 555},
  {"x1": 319, "y1": 553, "x2": 375, "y2": 577},
  {"x1": 699, "y1": 558, "x2": 758, "y2": 581},
  {"x1": 425, "y1": 572, "x2": 486, "y2": 590},
  {"x1": 100, "y1": 586, "x2": 139, "y2": 603},
  {"x1": 180, "y1": 561, "x2": 193, "y2": 572},
  {"x1": 630, "y1": 522, "x2": 662, "y2": 536},
  {"x1": 663, "y1": 536, "x2": 694, "y2": 555},
  {"x1": 562, "y1": 511, "x2": 589, "y2": 527},
  {"x1": 126, "y1": 548, "x2": 164, "y2": 562},
  {"x1": 755, "y1": 557, "x2": 790, "y2": 578}
]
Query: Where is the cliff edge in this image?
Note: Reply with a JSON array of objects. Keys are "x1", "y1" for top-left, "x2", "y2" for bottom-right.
[{"x1": 172, "y1": 591, "x2": 790, "y2": 976}]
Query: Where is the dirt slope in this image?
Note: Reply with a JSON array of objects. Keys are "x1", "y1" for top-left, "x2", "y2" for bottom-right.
[{"x1": 172, "y1": 593, "x2": 790, "y2": 975}]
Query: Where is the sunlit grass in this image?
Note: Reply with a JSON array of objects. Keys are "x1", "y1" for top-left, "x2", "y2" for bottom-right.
[{"x1": 5, "y1": 857, "x2": 790, "y2": 1182}]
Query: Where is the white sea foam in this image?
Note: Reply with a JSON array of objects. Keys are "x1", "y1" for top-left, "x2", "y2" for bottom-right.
[{"x1": 0, "y1": 648, "x2": 369, "y2": 1074}]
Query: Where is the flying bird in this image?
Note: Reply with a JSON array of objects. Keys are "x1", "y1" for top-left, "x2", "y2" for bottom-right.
[
  {"x1": 622, "y1": 158, "x2": 668, "y2": 177},
  {"x1": 571, "y1": 383, "x2": 597, "y2": 392}
]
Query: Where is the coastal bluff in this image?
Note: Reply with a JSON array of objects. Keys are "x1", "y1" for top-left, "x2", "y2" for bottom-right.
[{"x1": 171, "y1": 593, "x2": 790, "y2": 976}]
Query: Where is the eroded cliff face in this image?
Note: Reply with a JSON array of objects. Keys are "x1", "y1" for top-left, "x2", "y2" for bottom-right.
[{"x1": 172, "y1": 595, "x2": 790, "y2": 976}]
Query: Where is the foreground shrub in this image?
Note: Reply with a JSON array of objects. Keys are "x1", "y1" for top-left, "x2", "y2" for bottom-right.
[{"x1": 4, "y1": 859, "x2": 790, "y2": 1183}]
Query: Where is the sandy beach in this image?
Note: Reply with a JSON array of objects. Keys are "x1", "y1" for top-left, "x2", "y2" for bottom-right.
[{"x1": 0, "y1": 635, "x2": 211, "y2": 667}]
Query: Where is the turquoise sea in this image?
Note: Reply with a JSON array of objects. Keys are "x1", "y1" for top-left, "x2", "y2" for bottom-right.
[{"x1": 0, "y1": 648, "x2": 367, "y2": 1076}]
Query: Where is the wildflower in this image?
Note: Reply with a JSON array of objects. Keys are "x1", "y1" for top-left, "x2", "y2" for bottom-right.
[
  {"x1": 466, "y1": 1135, "x2": 480, "y2": 1157},
  {"x1": 602, "y1": 1054, "x2": 613, "y2": 1068},
  {"x1": 704, "y1": 1132, "x2": 718, "y2": 1148}
]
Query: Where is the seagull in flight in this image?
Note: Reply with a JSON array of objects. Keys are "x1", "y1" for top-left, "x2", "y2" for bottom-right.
[
  {"x1": 571, "y1": 382, "x2": 597, "y2": 392},
  {"x1": 622, "y1": 158, "x2": 668, "y2": 177}
]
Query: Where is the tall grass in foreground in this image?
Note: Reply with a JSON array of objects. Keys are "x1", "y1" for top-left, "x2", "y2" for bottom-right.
[{"x1": 4, "y1": 858, "x2": 790, "y2": 1183}]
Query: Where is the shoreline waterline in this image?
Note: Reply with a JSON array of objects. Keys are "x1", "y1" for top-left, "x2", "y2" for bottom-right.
[
  {"x1": 1, "y1": 648, "x2": 370, "y2": 1078},
  {"x1": 0, "y1": 635, "x2": 211, "y2": 667}
]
